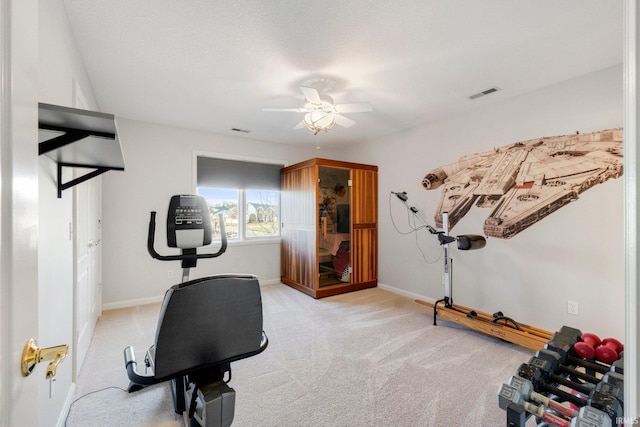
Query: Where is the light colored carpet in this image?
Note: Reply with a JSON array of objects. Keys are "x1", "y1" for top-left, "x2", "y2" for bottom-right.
[{"x1": 66, "y1": 283, "x2": 534, "y2": 426}]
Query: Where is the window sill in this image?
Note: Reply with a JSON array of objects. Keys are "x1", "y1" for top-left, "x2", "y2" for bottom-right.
[{"x1": 214, "y1": 238, "x2": 281, "y2": 247}]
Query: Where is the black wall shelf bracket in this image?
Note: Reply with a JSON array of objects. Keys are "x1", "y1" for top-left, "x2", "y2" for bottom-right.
[
  {"x1": 38, "y1": 124, "x2": 115, "y2": 156},
  {"x1": 56, "y1": 163, "x2": 117, "y2": 199},
  {"x1": 38, "y1": 103, "x2": 126, "y2": 198}
]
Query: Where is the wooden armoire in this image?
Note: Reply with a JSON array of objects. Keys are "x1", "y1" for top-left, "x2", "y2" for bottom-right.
[{"x1": 280, "y1": 158, "x2": 377, "y2": 298}]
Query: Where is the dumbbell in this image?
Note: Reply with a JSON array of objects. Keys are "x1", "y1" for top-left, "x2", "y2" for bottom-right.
[
  {"x1": 518, "y1": 358, "x2": 593, "y2": 407},
  {"x1": 594, "y1": 381, "x2": 624, "y2": 407},
  {"x1": 601, "y1": 371, "x2": 624, "y2": 391},
  {"x1": 569, "y1": 406, "x2": 613, "y2": 427},
  {"x1": 547, "y1": 331, "x2": 615, "y2": 373},
  {"x1": 497, "y1": 383, "x2": 571, "y2": 427},
  {"x1": 610, "y1": 357, "x2": 623, "y2": 375},
  {"x1": 497, "y1": 383, "x2": 612, "y2": 427},
  {"x1": 536, "y1": 349, "x2": 625, "y2": 404},
  {"x1": 502, "y1": 376, "x2": 611, "y2": 427},
  {"x1": 558, "y1": 325, "x2": 583, "y2": 341},
  {"x1": 518, "y1": 358, "x2": 623, "y2": 423},
  {"x1": 530, "y1": 355, "x2": 624, "y2": 408},
  {"x1": 596, "y1": 338, "x2": 623, "y2": 364},
  {"x1": 509, "y1": 375, "x2": 578, "y2": 419},
  {"x1": 574, "y1": 333, "x2": 623, "y2": 364},
  {"x1": 574, "y1": 333, "x2": 601, "y2": 359},
  {"x1": 535, "y1": 350, "x2": 600, "y2": 385},
  {"x1": 570, "y1": 407, "x2": 614, "y2": 427}
]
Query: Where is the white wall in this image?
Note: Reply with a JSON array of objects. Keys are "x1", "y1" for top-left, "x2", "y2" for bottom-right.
[
  {"x1": 101, "y1": 66, "x2": 625, "y2": 340},
  {"x1": 100, "y1": 120, "x2": 332, "y2": 307},
  {"x1": 37, "y1": 0, "x2": 100, "y2": 424},
  {"x1": 343, "y1": 65, "x2": 624, "y2": 338},
  {"x1": 38, "y1": 0, "x2": 97, "y2": 107}
]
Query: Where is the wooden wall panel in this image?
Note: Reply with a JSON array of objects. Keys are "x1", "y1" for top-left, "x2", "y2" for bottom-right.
[
  {"x1": 281, "y1": 165, "x2": 317, "y2": 290},
  {"x1": 281, "y1": 166, "x2": 316, "y2": 225},
  {"x1": 351, "y1": 168, "x2": 377, "y2": 285},
  {"x1": 352, "y1": 169, "x2": 377, "y2": 225},
  {"x1": 280, "y1": 229, "x2": 315, "y2": 290},
  {"x1": 352, "y1": 227, "x2": 377, "y2": 283}
]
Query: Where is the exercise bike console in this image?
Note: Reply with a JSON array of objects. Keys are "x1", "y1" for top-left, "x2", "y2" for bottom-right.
[
  {"x1": 167, "y1": 194, "x2": 212, "y2": 248},
  {"x1": 148, "y1": 194, "x2": 227, "y2": 272}
]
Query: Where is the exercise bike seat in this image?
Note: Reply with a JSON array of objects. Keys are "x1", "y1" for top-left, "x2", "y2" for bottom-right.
[{"x1": 123, "y1": 274, "x2": 268, "y2": 425}]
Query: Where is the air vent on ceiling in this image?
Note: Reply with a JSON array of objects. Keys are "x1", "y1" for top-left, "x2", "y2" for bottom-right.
[
  {"x1": 468, "y1": 86, "x2": 500, "y2": 100},
  {"x1": 231, "y1": 128, "x2": 250, "y2": 133}
]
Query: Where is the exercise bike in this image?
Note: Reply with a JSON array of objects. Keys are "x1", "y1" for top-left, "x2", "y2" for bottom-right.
[{"x1": 123, "y1": 194, "x2": 268, "y2": 427}]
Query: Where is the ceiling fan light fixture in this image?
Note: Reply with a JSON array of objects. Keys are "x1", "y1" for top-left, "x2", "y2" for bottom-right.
[
  {"x1": 263, "y1": 85, "x2": 372, "y2": 135},
  {"x1": 303, "y1": 110, "x2": 336, "y2": 135}
]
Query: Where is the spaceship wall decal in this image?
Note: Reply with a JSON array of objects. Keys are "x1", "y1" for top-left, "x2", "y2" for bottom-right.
[{"x1": 422, "y1": 128, "x2": 623, "y2": 239}]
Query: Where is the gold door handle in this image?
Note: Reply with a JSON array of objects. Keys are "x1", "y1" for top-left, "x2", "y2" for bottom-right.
[{"x1": 21, "y1": 339, "x2": 69, "y2": 379}]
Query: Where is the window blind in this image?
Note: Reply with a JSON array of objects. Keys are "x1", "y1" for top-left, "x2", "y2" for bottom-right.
[{"x1": 197, "y1": 156, "x2": 283, "y2": 190}]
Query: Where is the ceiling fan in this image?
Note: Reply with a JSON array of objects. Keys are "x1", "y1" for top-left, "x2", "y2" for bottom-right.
[{"x1": 263, "y1": 86, "x2": 373, "y2": 135}]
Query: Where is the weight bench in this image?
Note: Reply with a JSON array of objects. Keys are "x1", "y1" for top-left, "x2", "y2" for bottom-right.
[{"x1": 124, "y1": 274, "x2": 268, "y2": 427}]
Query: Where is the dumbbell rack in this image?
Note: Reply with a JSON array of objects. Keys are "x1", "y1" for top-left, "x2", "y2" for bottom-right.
[{"x1": 498, "y1": 326, "x2": 624, "y2": 427}]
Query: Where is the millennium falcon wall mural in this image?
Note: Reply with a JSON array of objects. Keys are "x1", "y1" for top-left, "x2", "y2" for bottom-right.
[{"x1": 422, "y1": 128, "x2": 623, "y2": 239}]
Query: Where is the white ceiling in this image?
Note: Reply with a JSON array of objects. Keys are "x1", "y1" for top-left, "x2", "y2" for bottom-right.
[{"x1": 62, "y1": 0, "x2": 623, "y2": 148}]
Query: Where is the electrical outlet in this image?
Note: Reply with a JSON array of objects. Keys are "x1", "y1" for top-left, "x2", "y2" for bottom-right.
[
  {"x1": 567, "y1": 300, "x2": 579, "y2": 316},
  {"x1": 167, "y1": 270, "x2": 174, "y2": 279}
]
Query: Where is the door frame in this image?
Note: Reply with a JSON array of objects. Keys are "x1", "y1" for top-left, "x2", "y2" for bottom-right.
[
  {"x1": 0, "y1": 0, "x2": 40, "y2": 425},
  {"x1": 624, "y1": 0, "x2": 639, "y2": 418}
]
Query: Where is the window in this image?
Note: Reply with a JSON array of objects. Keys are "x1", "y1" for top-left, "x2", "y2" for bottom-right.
[
  {"x1": 196, "y1": 156, "x2": 282, "y2": 241},
  {"x1": 245, "y1": 189, "x2": 279, "y2": 238},
  {"x1": 197, "y1": 188, "x2": 240, "y2": 239}
]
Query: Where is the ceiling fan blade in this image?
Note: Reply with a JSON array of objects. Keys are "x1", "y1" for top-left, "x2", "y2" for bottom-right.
[
  {"x1": 293, "y1": 120, "x2": 306, "y2": 130},
  {"x1": 262, "y1": 108, "x2": 308, "y2": 112},
  {"x1": 314, "y1": 114, "x2": 335, "y2": 129},
  {"x1": 335, "y1": 102, "x2": 373, "y2": 113},
  {"x1": 300, "y1": 86, "x2": 321, "y2": 104},
  {"x1": 334, "y1": 115, "x2": 356, "y2": 128}
]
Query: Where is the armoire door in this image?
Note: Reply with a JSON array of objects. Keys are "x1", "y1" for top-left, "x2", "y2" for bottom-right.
[
  {"x1": 351, "y1": 168, "x2": 377, "y2": 285},
  {"x1": 318, "y1": 166, "x2": 352, "y2": 287}
]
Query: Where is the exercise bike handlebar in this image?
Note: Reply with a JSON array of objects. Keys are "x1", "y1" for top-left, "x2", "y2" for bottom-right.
[
  {"x1": 124, "y1": 331, "x2": 269, "y2": 389},
  {"x1": 147, "y1": 211, "x2": 228, "y2": 261},
  {"x1": 124, "y1": 346, "x2": 160, "y2": 388}
]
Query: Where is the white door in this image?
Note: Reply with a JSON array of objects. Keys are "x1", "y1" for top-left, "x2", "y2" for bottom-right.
[
  {"x1": 72, "y1": 78, "x2": 102, "y2": 378},
  {"x1": 0, "y1": 0, "x2": 39, "y2": 424},
  {"x1": 74, "y1": 176, "x2": 102, "y2": 377}
]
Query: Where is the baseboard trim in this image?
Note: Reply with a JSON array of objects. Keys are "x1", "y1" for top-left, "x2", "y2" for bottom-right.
[
  {"x1": 58, "y1": 382, "x2": 76, "y2": 427},
  {"x1": 377, "y1": 282, "x2": 436, "y2": 305},
  {"x1": 260, "y1": 278, "x2": 281, "y2": 286},
  {"x1": 102, "y1": 295, "x2": 164, "y2": 311},
  {"x1": 102, "y1": 278, "x2": 282, "y2": 310}
]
